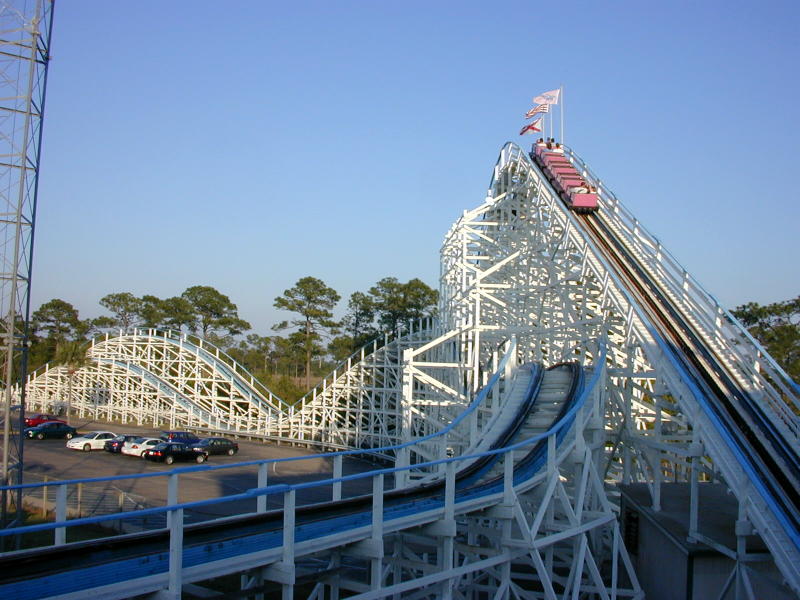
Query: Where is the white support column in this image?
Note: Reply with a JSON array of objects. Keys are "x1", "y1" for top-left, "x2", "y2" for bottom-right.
[
  {"x1": 281, "y1": 490, "x2": 296, "y2": 600},
  {"x1": 333, "y1": 454, "x2": 342, "y2": 501},
  {"x1": 167, "y1": 507, "x2": 184, "y2": 600},
  {"x1": 396, "y1": 348, "x2": 415, "y2": 489},
  {"x1": 262, "y1": 490, "x2": 297, "y2": 599},
  {"x1": 441, "y1": 462, "x2": 456, "y2": 599},
  {"x1": 370, "y1": 473, "x2": 385, "y2": 591},
  {"x1": 651, "y1": 448, "x2": 662, "y2": 512},
  {"x1": 167, "y1": 473, "x2": 179, "y2": 528},
  {"x1": 55, "y1": 483, "x2": 67, "y2": 546},
  {"x1": 257, "y1": 463, "x2": 268, "y2": 513}
]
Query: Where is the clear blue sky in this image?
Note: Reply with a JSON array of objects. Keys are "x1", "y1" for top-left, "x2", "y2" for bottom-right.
[{"x1": 33, "y1": 0, "x2": 800, "y2": 335}]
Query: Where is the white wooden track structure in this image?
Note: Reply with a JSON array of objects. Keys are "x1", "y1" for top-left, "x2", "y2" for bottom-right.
[{"x1": 17, "y1": 142, "x2": 800, "y2": 600}]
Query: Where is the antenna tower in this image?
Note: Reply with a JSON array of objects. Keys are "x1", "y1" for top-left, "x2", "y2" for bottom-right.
[{"x1": 0, "y1": 0, "x2": 53, "y2": 530}]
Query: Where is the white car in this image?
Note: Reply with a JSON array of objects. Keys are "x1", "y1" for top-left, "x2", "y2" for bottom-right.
[
  {"x1": 121, "y1": 437, "x2": 161, "y2": 458},
  {"x1": 66, "y1": 431, "x2": 117, "y2": 452}
]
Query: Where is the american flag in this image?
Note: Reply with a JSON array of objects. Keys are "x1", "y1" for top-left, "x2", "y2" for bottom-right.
[
  {"x1": 519, "y1": 118, "x2": 544, "y2": 135},
  {"x1": 525, "y1": 104, "x2": 549, "y2": 119}
]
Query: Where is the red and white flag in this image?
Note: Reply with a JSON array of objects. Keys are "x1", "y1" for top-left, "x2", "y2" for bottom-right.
[
  {"x1": 533, "y1": 88, "x2": 560, "y2": 105},
  {"x1": 525, "y1": 104, "x2": 549, "y2": 118},
  {"x1": 519, "y1": 118, "x2": 544, "y2": 135}
]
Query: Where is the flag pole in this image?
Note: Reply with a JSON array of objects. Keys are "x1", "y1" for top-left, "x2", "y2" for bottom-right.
[{"x1": 560, "y1": 84, "x2": 565, "y2": 145}]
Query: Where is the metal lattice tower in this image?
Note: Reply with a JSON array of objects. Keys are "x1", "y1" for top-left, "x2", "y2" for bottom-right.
[{"x1": 0, "y1": 0, "x2": 53, "y2": 527}]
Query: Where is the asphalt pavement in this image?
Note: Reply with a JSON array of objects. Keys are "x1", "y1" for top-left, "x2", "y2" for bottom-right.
[{"x1": 15, "y1": 417, "x2": 382, "y2": 526}]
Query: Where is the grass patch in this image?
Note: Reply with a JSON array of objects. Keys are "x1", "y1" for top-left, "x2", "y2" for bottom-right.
[{"x1": 2, "y1": 506, "x2": 122, "y2": 551}]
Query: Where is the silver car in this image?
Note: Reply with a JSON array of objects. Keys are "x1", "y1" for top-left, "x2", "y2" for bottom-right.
[
  {"x1": 120, "y1": 436, "x2": 162, "y2": 458},
  {"x1": 66, "y1": 431, "x2": 117, "y2": 452}
]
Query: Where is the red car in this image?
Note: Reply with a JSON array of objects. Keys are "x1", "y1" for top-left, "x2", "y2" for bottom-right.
[{"x1": 24, "y1": 413, "x2": 66, "y2": 427}]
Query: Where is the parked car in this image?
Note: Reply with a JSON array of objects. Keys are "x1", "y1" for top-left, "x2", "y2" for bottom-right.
[
  {"x1": 24, "y1": 413, "x2": 65, "y2": 428},
  {"x1": 160, "y1": 431, "x2": 200, "y2": 444},
  {"x1": 192, "y1": 437, "x2": 239, "y2": 456},
  {"x1": 66, "y1": 431, "x2": 117, "y2": 452},
  {"x1": 121, "y1": 437, "x2": 162, "y2": 458},
  {"x1": 144, "y1": 442, "x2": 208, "y2": 465},
  {"x1": 104, "y1": 434, "x2": 141, "y2": 453},
  {"x1": 25, "y1": 421, "x2": 77, "y2": 440}
]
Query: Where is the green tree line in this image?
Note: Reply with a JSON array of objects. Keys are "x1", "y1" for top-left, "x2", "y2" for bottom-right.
[
  {"x1": 24, "y1": 286, "x2": 799, "y2": 402},
  {"x1": 28, "y1": 277, "x2": 438, "y2": 402},
  {"x1": 732, "y1": 295, "x2": 800, "y2": 382}
]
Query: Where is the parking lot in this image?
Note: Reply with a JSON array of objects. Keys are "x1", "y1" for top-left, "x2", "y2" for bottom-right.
[{"x1": 15, "y1": 417, "x2": 382, "y2": 524}]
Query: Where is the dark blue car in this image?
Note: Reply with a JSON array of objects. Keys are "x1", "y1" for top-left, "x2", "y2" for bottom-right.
[
  {"x1": 160, "y1": 431, "x2": 200, "y2": 444},
  {"x1": 25, "y1": 421, "x2": 77, "y2": 440},
  {"x1": 192, "y1": 437, "x2": 239, "y2": 456}
]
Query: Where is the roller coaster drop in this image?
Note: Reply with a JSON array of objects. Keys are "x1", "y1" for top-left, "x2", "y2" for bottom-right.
[{"x1": 6, "y1": 141, "x2": 800, "y2": 599}]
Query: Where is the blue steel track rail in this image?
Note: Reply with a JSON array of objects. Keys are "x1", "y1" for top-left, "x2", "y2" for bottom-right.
[{"x1": 0, "y1": 363, "x2": 589, "y2": 599}]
